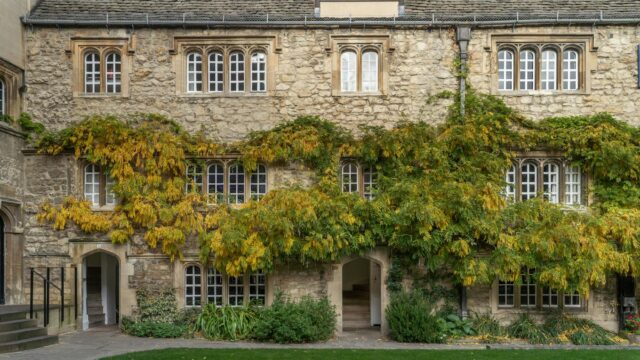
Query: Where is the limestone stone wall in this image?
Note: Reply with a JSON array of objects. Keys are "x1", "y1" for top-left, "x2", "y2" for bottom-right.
[
  {"x1": 0, "y1": 125, "x2": 24, "y2": 201},
  {"x1": 24, "y1": 27, "x2": 457, "y2": 141},
  {"x1": 469, "y1": 25, "x2": 640, "y2": 125},
  {"x1": 466, "y1": 280, "x2": 619, "y2": 332}
]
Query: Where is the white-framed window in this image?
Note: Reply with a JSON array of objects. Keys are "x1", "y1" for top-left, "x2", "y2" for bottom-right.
[
  {"x1": 207, "y1": 268, "x2": 223, "y2": 307},
  {"x1": 505, "y1": 164, "x2": 516, "y2": 202},
  {"x1": 498, "y1": 281, "x2": 514, "y2": 307},
  {"x1": 84, "y1": 52, "x2": 101, "y2": 93},
  {"x1": 84, "y1": 164, "x2": 101, "y2": 206},
  {"x1": 363, "y1": 166, "x2": 377, "y2": 200},
  {"x1": 542, "y1": 287, "x2": 559, "y2": 308},
  {"x1": 521, "y1": 162, "x2": 537, "y2": 201},
  {"x1": 250, "y1": 52, "x2": 267, "y2": 92},
  {"x1": 105, "y1": 52, "x2": 121, "y2": 94},
  {"x1": 340, "y1": 51, "x2": 357, "y2": 92},
  {"x1": 249, "y1": 271, "x2": 266, "y2": 306},
  {"x1": 84, "y1": 164, "x2": 116, "y2": 207},
  {"x1": 519, "y1": 49, "x2": 536, "y2": 91},
  {"x1": 341, "y1": 163, "x2": 359, "y2": 193},
  {"x1": 564, "y1": 165, "x2": 581, "y2": 205},
  {"x1": 543, "y1": 163, "x2": 560, "y2": 204},
  {"x1": 185, "y1": 265, "x2": 202, "y2": 307},
  {"x1": 207, "y1": 163, "x2": 225, "y2": 203},
  {"x1": 105, "y1": 175, "x2": 116, "y2": 206},
  {"x1": 361, "y1": 50, "x2": 379, "y2": 92},
  {"x1": 520, "y1": 268, "x2": 537, "y2": 307},
  {"x1": 497, "y1": 49, "x2": 514, "y2": 91},
  {"x1": 228, "y1": 163, "x2": 246, "y2": 204},
  {"x1": 186, "y1": 52, "x2": 203, "y2": 93},
  {"x1": 564, "y1": 291, "x2": 582, "y2": 308},
  {"x1": 540, "y1": 50, "x2": 557, "y2": 91},
  {"x1": 228, "y1": 275, "x2": 244, "y2": 307},
  {"x1": 186, "y1": 164, "x2": 204, "y2": 193},
  {"x1": 208, "y1": 52, "x2": 224, "y2": 93},
  {"x1": 229, "y1": 51, "x2": 245, "y2": 92},
  {"x1": 250, "y1": 164, "x2": 267, "y2": 201},
  {"x1": 563, "y1": 50, "x2": 579, "y2": 91},
  {"x1": 0, "y1": 78, "x2": 4, "y2": 115}
]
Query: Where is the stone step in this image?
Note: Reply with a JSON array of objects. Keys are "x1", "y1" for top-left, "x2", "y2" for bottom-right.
[
  {"x1": 342, "y1": 298, "x2": 369, "y2": 306},
  {"x1": 0, "y1": 319, "x2": 37, "y2": 333},
  {"x1": 87, "y1": 306, "x2": 103, "y2": 315},
  {"x1": 343, "y1": 304, "x2": 370, "y2": 313},
  {"x1": 0, "y1": 327, "x2": 47, "y2": 343},
  {"x1": 0, "y1": 312, "x2": 27, "y2": 323},
  {"x1": 343, "y1": 291, "x2": 369, "y2": 299},
  {"x1": 343, "y1": 319, "x2": 372, "y2": 330},
  {"x1": 89, "y1": 313, "x2": 104, "y2": 325},
  {"x1": 0, "y1": 335, "x2": 58, "y2": 354}
]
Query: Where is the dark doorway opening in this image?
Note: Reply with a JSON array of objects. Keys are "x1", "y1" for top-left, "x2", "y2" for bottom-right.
[{"x1": 618, "y1": 275, "x2": 636, "y2": 331}]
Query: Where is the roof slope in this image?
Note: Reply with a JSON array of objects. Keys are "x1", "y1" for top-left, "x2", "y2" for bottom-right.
[{"x1": 25, "y1": 0, "x2": 640, "y2": 25}]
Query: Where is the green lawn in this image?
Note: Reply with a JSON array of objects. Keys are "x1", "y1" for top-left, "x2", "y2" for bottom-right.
[{"x1": 102, "y1": 348, "x2": 640, "y2": 360}]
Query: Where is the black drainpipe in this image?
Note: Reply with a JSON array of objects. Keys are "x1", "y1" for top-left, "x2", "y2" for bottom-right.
[
  {"x1": 456, "y1": 26, "x2": 471, "y2": 319},
  {"x1": 456, "y1": 27, "x2": 471, "y2": 118}
]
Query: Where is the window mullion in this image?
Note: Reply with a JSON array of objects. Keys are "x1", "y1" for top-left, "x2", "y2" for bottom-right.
[{"x1": 357, "y1": 50, "x2": 362, "y2": 93}]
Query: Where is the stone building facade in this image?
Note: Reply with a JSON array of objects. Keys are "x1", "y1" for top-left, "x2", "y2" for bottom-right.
[{"x1": 0, "y1": 0, "x2": 639, "y2": 335}]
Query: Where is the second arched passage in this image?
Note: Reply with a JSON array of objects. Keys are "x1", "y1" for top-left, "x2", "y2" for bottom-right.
[{"x1": 82, "y1": 251, "x2": 119, "y2": 329}]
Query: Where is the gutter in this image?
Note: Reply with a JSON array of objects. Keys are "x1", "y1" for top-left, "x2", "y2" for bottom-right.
[{"x1": 21, "y1": 13, "x2": 640, "y2": 28}]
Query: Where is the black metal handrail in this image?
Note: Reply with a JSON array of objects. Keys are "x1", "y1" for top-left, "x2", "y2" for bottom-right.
[{"x1": 29, "y1": 266, "x2": 77, "y2": 327}]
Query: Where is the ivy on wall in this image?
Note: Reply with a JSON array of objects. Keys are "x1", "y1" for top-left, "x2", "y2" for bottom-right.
[{"x1": 32, "y1": 89, "x2": 640, "y2": 296}]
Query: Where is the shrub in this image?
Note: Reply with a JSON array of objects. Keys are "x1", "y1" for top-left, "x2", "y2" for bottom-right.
[
  {"x1": 120, "y1": 317, "x2": 187, "y2": 338},
  {"x1": 195, "y1": 304, "x2": 257, "y2": 340},
  {"x1": 252, "y1": 295, "x2": 336, "y2": 343},
  {"x1": 386, "y1": 291, "x2": 445, "y2": 343},
  {"x1": 544, "y1": 312, "x2": 616, "y2": 345},
  {"x1": 136, "y1": 287, "x2": 179, "y2": 323},
  {"x1": 471, "y1": 313, "x2": 505, "y2": 337},
  {"x1": 121, "y1": 286, "x2": 193, "y2": 338},
  {"x1": 507, "y1": 314, "x2": 553, "y2": 344}
]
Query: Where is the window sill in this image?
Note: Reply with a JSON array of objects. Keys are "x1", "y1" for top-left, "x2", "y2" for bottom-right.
[
  {"x1": 178, "y1": 92, "x2": 270, "y2": 98},
  {"x1": 332, "y1": 91, "x2": 386, "y2": 97},
  {"x1": 75, "y1": 93, "x2": 128, "y2": 98},
  {"x1": 495, "y1": 307, "x2": 586, "y2": 313},
  {"x1": 494, "y1": 90, "x2": 588, "y2": 96},
  {"x1": 90, "y1": 205, "x2": 116, "y2": 212}
]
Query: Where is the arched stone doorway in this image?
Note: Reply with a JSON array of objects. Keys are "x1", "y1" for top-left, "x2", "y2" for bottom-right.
[
  {"x1": 342, "y1": 258, "x2": 382, "y2": 331},
  {"x1": 82, "y1": 251, "x2": 119, "y2": 329},
  {"x1": 327, "y1": 247, "x2": 390, "y2": 335}
]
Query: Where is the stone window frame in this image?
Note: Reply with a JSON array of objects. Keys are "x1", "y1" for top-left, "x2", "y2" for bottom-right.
[
  {"x1": 68, "y1": 37, "x2": 133, "y2": 98},
  {"x1": 494, "y1": 268, "x2": 587, "y2": 312},
  {"x1": 0, "y1": 59, "x2": 23, "y2": 118},
  {"x1": 82, "y1": 163, "x2": 116, "y2": 210},
  {"x1": 487, "y1": 34, "x2": 596, "y2": 95},
  {"x1": 327, "y1": 34, "x2": 393, "y2": 96},
  {"x1": 340, "y1": 160, "x2": 377, "y2": 200},
  {"x1": 181, "y1": 263, "x2": 267, "y2": 308},
  {"x1": 171, "y1": 36, "x2": 280, "y2": 97},
  {"x1": 504, "y1": 152, "x2": 589, "y2": 208},
  {"x1": 185, "y1": 158, "x2": 269, "y2": 204}
]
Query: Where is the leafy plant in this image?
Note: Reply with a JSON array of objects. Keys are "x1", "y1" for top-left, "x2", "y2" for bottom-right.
[
  {"x1": 135, "y1": 287, "x2": 180, "y2": 323},
  {"x1": 195, "y1": 304, "x2": 257, "y2": 340},
  {"x1": 252, "y1": 294, "x2": 336, "y2": 343},
  {"x1": 386, "y1": 291, "x2": 446, "y2": 343},
  {"x1": 439, "y1": 314, "x2": 476, "y2": 338},
  {"x1": 507, "y1": 314, "x2": 553, "y2": 344}
]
